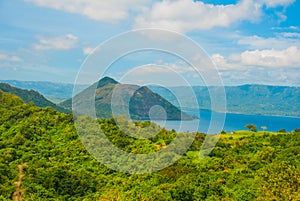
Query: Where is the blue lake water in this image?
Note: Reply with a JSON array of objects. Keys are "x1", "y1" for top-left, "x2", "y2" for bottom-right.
[{"x1": 153, "y1": 109, "x2": 300, "y2": 133}]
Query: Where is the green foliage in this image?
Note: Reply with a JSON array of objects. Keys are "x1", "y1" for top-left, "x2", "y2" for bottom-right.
[
  {"x1": 1, "y1": 91, "x2": 299, "y2": 200},
  {"x1": 0, "y1": 79, "x2": 87, "y2": 99},
  {"x1": 294, "y1": 128, "x2": 300, "y2": 133},
  {"x1": 278, "y1": 128, "x2": 286, "y2": 133},
  {"x1": 59, "y1": 77, "x2": 193, "y2": 120},
  {"x1": 258, "y1": 161, "x2": 300, "y2": 200},
  {"x1": 0, "y1": 83, "x2": 69, "y2": 113},
  {"x1": 245, "y1": 124, "x2": 257, "y2": 132}
]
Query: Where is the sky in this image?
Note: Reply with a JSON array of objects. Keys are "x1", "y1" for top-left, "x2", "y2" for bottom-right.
[{"x1": 0, "y1": 0, "x2": 300, "y2": 86}]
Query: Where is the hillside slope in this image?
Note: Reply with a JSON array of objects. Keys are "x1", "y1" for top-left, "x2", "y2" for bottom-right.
[
  {"x1": 0, "y1": 83, "x2": 69, "y2": 113},
  {"x1": 0, "y1": 80, "x2": 88, "y2": 101},
  {"x1": 0, "y1": 90, "x2": 299, "y2": 200},
  {"x1": 60, "y1": 77, "x2": 193, "y2": 120}
]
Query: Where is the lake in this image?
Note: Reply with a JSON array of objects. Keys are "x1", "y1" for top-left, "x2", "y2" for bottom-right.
[{"x1": 153, "y1": 109, "x2": 300, "y2": 133}]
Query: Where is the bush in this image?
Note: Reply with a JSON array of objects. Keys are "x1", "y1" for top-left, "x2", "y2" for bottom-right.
[
  {"x1": 294, "y1": 128, "x2": 300, "y2": 133},
  {"x1": 245, "y1": 124, "x2": 257, "y2": 132},
  {"x1": 278, "y1": 129, "x2": 286, "y2": 133}
]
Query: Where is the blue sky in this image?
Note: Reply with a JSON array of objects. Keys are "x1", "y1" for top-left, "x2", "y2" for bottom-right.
[{"x1": 0, "y1": 0, "x2": 299, "y2": 86}]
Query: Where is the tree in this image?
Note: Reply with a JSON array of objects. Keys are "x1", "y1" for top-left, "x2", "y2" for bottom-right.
[
  {"x1": 294, "y1": 128, "x2": 300, "y2": 133},
  {"x1": 245, "y1": 124, "x2": 257, "y2": 132}
]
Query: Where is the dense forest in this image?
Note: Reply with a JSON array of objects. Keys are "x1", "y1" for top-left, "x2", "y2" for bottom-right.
[
  {"x1": 0, "y1": 90, "x2": 299, "y2": 200},
  {"x1": 0, "y1": 83, "x2": 69, "y2": 113}
]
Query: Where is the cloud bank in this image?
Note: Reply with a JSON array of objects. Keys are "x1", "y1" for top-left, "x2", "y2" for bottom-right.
[
  {"x1": 26, "y1": 0, "x2": 295, "y2": 33},
  {"x1": 25, "y1": 0, "x2": 150, "y2": 22},
  {"x1": 33, "y1": 34, "x2": 78, "y2": 50},
  {"x1": 212, "y1": 46, "x2": 300, "y2": 69},
  {"x1": 0, "y1": 53, "x2": 22, "y2": 62}
]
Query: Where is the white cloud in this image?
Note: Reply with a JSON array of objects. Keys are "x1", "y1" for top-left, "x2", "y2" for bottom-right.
[
  {"x1": 212, "y1": 46, "x2": 300, "y2": 69},
  {"x1": 240, "y1": 46, "x2": 300, "y2": 67},
  {"x1": 25, "y1": 0, "x2": 296, "y2": 33},
  {"x1": 0, "y1": 53, "x2": 22, "y2": 62},
  {"x1": 271, "y1": 26, "x2": 299, "y2": 31},
  {"x1": 219, "y1": 67, "x2": 300, "y2": 86},
  {"x1": 126, "y1": 62, "x2": 194, "y2": 75},
  {"x1": 278, "y1": 32, "x2": 300, "y2": 38},
  {"x1": 33, "y1": 34, "x2": 78, "y2": 50},
  {"x1": 82, "y1": 47, "x2": 95, "y2": 55},
  {"x1": 260, "y1": 0, "x2": 295, "y2": 8},
  {"x1": 215, "y1": 45, "x2": 300, "y2": 85},
  {"x1": 134, "y1": 0, "x2": 296, "y2": 33},
  {"x1": 238, "y1": 34, "x2": 300, "y2": 49},
  {"x1": 120, "y1": 64, "x2": 194, "y2": 86},
  {"x1": 134, "y1": 0, "x2": 263, "y2": 32},
  {"x1": 25, "y1": 0, "x2": 150, "y2": 22},
  {"x1": 211, "y1": 54, "x2": 230, "y2": 68}
]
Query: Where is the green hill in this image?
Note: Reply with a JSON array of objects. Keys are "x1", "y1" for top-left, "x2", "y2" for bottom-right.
[
  {"x1": 0, "y1": 79, "x2": 87, "y2": 101},
  {"x1": 0, "y1": 83, "x2": 69, "y2": 113},
  {"x1": 0, "y1": 90, "x2": 299, "y2": 200},
  {"x1": 59, "y1": 77, "x2": 193, "y2": 120}
]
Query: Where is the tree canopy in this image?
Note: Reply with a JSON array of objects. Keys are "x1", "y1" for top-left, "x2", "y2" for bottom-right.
[{"x1": 0, "y1": 90, "x2": 299, "y2": 200}]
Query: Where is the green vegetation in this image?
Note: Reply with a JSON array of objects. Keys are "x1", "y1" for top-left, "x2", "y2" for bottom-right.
[
  {"x1": 59, "y1": 77, "x2": 193, "y2": 120},
  {"x1": 0, "y1": 79, "x2": 87, "y2": 100},
  {"x1": 0, "y1": 83, "x2": 69, "y2": 113},
  {"x1": 0, "y1": 90, "x2": 299, "y2": 200},
  {"x1": 245, "y1": 124, "x2": 258, "y2": 132}
]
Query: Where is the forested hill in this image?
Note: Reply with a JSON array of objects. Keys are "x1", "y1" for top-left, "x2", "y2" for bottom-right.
[
  {"x1": 0, "y1": 83, "x2": 69, "y2": 113},
  {"x1": 0, "y1": 79, "x2": 87, "y2": 100},
  {"x1": 0, "y1": 90, "x2": 299, "y2": 200},
  {"x1": 59, "y1": 77, "x2": 194, "y2": 120}
]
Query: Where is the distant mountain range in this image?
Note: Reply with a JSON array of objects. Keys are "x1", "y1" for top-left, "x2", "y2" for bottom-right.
[
  {"x1": 149, "y1": 85, "x2": 300, "y2": 117},
  {"x1": 1, "y1": 79, "x2": 299, "y2": 117},
  {"x1": 0, "y1": 83, "x2": 69, "y2": 113},
  {"x1": 59, "y1": 77, "x2": 193, "y2": 120}
]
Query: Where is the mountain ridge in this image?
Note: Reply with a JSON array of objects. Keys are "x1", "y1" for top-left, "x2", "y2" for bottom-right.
[
  {"x1": 0, "y1": 79, "x2": 88, "y2": 101},
  {"x1": 149, "y1": 84, "x2": 300, "y2": 117},
  {"x1": 59, "y1": 77, "x2": 194, "y2": 120},
  {"x1": 0, "y1": 83, "x2": 70, "y2": 113},
  {"x1": 1, "y1": 79, "x2": 299, "y2": 117}
]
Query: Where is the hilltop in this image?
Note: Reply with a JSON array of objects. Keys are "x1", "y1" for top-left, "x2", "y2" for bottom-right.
[{"x1": 59, "y1": 77, "x2": 194, "y2": 120}]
